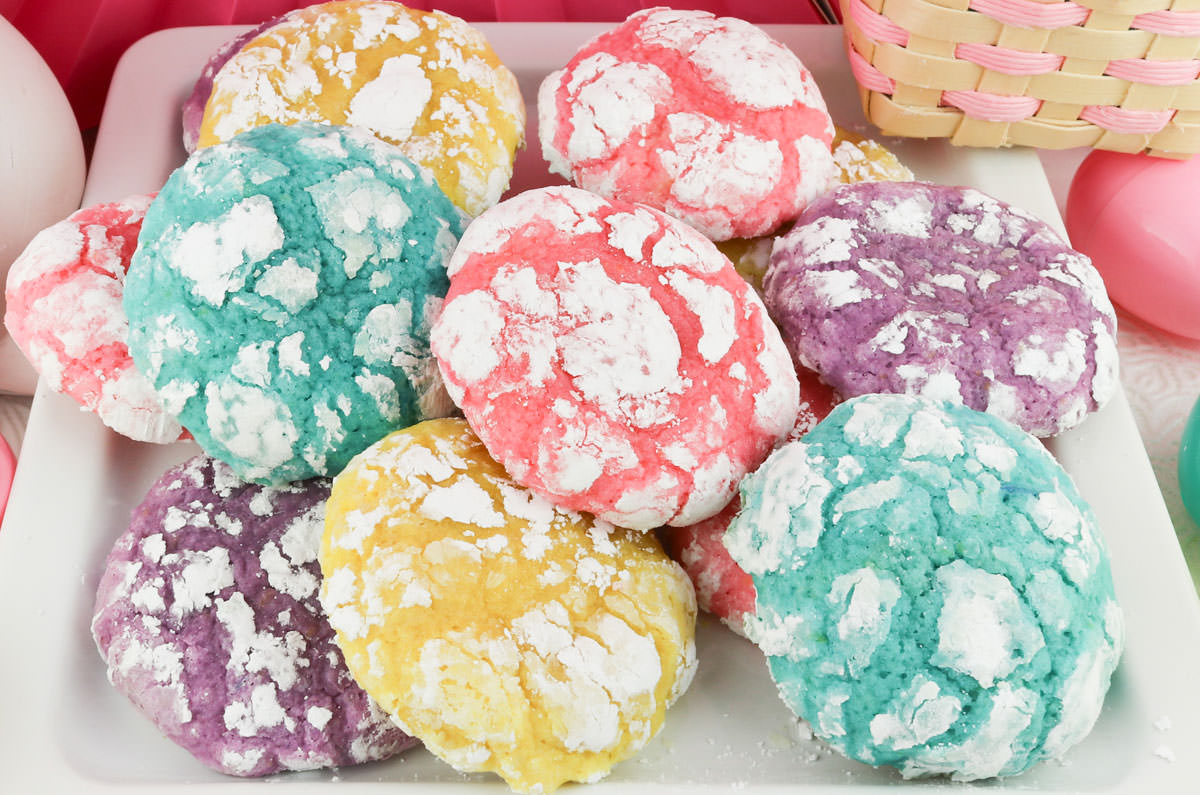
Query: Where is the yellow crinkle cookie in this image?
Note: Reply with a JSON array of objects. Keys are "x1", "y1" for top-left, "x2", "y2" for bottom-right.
[
  {"x1": 832, "y1": 126, "x2": 914, "y2": 185},
  {"x1": 719, "y1": 127, "x2": 912, "y2": 293},
  {"x1": 198, "y1": 0, "x2": 525, "y2": 216},
  {"x1": 716, "y1": 235, "x2": 776, "y2": 295},
  {"x1": 319, "y1": 418, "x2": 698, "y2": 794}
]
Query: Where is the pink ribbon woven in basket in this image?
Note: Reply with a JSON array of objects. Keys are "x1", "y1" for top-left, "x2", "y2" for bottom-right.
[
  {"x1": 968, "y1": 0, "x2": 1090, "y2": 29},
  {"x1": 955, "y1": 42, "x2": 1065, "y2": 75},
  {"x1": 848, "y1": 0, "x2": 908, "y2": 44},
  {"x1": 1106, "y1": 57, "x2": 1200, "y2": 85},
  {"x1": 1133, "y1": 9, "x2": 1200, "y2": 37},
  {"x1": 842, "y1": 0, "x2": 1200, "y2": 154},
  {"x1": 1080, "y1": 106, "x2": 1176, "y2": 135},
  {"x1": 942, "y1": 90, "x2": 1042, "y2": 122},
  {"x1": 848, "y1": 44, "x2": 896, "y2": 92}
]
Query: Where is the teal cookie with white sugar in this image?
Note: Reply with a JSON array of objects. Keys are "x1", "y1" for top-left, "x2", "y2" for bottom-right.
[
  {"x1": 724, "y1": 393, "x2": 1123, "y2": 780},
  {"x1": 124, "y1": 122, "x2": 465, "y2": 483}
]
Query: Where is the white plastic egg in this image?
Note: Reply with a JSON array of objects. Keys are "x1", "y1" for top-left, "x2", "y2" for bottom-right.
[{"x1": 0, "y1": 16, "x2": 87, "y2": 394}]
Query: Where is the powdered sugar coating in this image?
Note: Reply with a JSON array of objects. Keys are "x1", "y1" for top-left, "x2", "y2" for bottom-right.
[
  {"x1": 716, "y1": 127, "x2": 913, "y2": 296},
  {"x1": 124, "y1": 122, "x2": 464, "y2": 484},
  {"x1": 661, "y1": 366, "x2": 839, "y2": 635},
  {"x1": 4, "y1": 195, "x2": 184, "y2": 443},
  {"x1": 198, "y1": 0, "x2": 524, "y2": 217},
  {"x1": 180, "y1": 17, "x2": 284, "y2": 153},
  {"x1": 319, "y1": 418, "x2": 697, "y2": 794},
  {"x1": 764, "y1": 181, "x2": 1119, "y2": 437},
  {"x1": 91, "y1": 454, "x2": 413, "y2": 777},
  {"x1": 431, "y1": 185, "x2": 800, "y2": 531},
  {"x1": 724, "y1": 394, "x2": 1124, "y2": 780},
  {"x1": 538, "y1": 7, "x2": 836, "y2": 241},
  {"x1": 831, "y1": 128, "x2": 914, "y2": 186}
]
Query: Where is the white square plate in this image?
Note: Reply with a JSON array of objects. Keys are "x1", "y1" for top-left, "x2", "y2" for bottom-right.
[{"x1": 2, "y1": 22, "x2": 1199, "y2": 793}]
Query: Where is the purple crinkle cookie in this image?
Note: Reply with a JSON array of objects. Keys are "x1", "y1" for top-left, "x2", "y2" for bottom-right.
[
  {"x1": 91, "y1": 454, "x2": 415, "y2": 777},
  {"x1": 181, "y1": 17, "x2": 281, "y2": 152},
  {"x1": 763, "y1": 180, "x2": 1119, "y2": 437}
]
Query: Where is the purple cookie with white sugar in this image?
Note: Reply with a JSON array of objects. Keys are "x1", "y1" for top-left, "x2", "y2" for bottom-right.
[
  {"x1": 91, "y1": 454, "x2": 414, "y2": 777},
  {"x1": 763, "y1": 181, "x2": 1119, "y2": 437}
]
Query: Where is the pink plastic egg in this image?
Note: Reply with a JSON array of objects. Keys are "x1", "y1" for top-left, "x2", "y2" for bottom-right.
[{"x1": 1066, "y1": 150, "x2": 1200, "y2": 340}]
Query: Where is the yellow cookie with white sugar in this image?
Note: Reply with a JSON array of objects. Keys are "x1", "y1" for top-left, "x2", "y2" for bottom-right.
[
  {"x1": 198, "y1": 0, "x2": 524, "y2": 216},
  {"x1": 716, "y1": 234, "x2": 776, "y2": 296},
  {"x1": 832, "y1": 126, "x2": 914, "y2": 184},
  {"x1": 319, "y1": 418, "x2": 698, "y2": 794}
]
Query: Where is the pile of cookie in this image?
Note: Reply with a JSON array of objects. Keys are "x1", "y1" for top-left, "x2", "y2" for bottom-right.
[{"x1": 5, "y1": 3, "x2": 1124, "y2": 792}]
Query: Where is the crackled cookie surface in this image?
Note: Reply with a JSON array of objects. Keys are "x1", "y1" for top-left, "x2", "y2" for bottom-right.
[
  {"x1": 181, "y1": 17, "x2": 283, "y2": 152},
  {"x1": 716, "y1": 128, "x2": 912, "y2": 295},
  {"x1": 832, "y1": 127, "x2": 914, "y2": 185},
  {"x1": 4, "y1": 195, "x2": 183, "y2": 443},
  {"x1": 431, "y1": 185, "x2": 800, "y2": 531},
  {"x1": 538, "y1": 7, "x2": 836, "y2": 241},
  {"x1": 764, "y1": 181, "x2": 1119, "y2": 437},
  {"x1": 319, "y1": 418, "x2": 697, "y2": 794},
  {"x1": 125, "y1": 122, "x2": 463, "y2": 484},
  {"x1": 198, "y1": 0, "x2": 524, "y2": 216},
  {"x1": 661, "y1": 366, "x2": 839, "y2": 635},
  {"x1": 91, "y1": 454, "x2": 413, "y2": 777},
  {"x1": 725, "y1": 394, "x2": 1124, "y2": 780}
]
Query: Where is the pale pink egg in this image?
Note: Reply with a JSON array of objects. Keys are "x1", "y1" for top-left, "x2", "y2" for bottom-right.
[
  {"x1": 0, "y1": 16, "x2": 87, "y2": 394},
  {"x1": 1067, "y1": 150, "x2": 1200, "y2": 340}
]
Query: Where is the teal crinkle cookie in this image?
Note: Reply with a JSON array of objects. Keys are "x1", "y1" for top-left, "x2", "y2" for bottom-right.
[
  {"x1": 124, "y1": 122, "x2": 465, "y2": 484},
  {"x1": 724, "y1": 393, "x2": 1123, "y2": 781}
]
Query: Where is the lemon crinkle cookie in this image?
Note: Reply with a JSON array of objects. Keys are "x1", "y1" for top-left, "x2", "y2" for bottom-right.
[
  {"x1": 319, "y1": 418, "x2": 698, "y2": 793},
  {"x1": 197, "y1": 0, "x2": 525, "y2": 217}
]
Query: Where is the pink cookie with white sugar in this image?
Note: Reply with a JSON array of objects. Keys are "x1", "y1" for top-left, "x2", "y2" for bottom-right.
[
  {"x1": 537, "y1": 7, "x2": 837, "y2": 242},
  {"x1": 431, "y1": 185, "x2": 800, "y2": 531},
  {"x1": 661, "y1": 366, "x2": 839, "y2": 635},
  {"x1": 5, "y1": 195, "x2": 184, "y2": 443}
]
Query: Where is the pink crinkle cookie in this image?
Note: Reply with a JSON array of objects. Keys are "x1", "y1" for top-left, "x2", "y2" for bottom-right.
[
  {"x1": 5, "y1": 195, "x2": 184, "y2": 443},
  {"x1": 661, "y1": 366, "x2": 839, "y2": 635},
  {"x1": 431, "y1": 185, "x2": 800, "y2": 531},
  {"x1": 537, "y1": 7, "x2": 837, "y2": 242}
]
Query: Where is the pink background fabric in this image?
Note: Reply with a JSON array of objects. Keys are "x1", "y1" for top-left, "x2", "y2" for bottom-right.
[{"x1": 0, "y1": 1, "x2": 828, "y2": 132}]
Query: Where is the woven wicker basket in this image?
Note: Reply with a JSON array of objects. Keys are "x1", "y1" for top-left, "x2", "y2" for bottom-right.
[{"x1": 840, "y1": 0, "x2": 1200, "y2": 157}]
